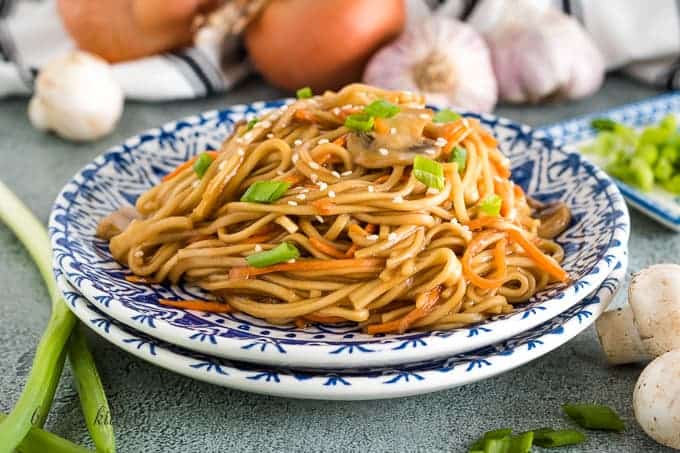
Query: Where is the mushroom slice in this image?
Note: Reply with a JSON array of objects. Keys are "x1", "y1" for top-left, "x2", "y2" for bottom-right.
[
  {"x1": 96, "y1": 205, "x2": 140, "y2": 240},
  {"x1": 535, "y1": 201, "x2": 571, "y2": 238}
]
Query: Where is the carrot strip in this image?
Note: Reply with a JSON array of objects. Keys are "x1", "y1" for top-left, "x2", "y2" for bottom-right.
[
  {"x1": 367, "y1": 286, "x2": 442, "y2": 334},
  {"x1": 229, "y1": 258, "x2": 384, "y2": 279},
  {"x1": 332, "y1": 135, "x2": 347, "y2": 147},
  {"x1": 295, "y1": 319, "x2": 308, "y2": 329},
  {"x1": 312, "y1": 198, "x2": 335, "y2": 215},
  {"x1": 162, "y1": 151, "x2": 219, "y2": 181},
  {"x1": 309, "y1": 237, "x2": 347, "y2": 259},
  {"x1": 506, "y1": 229, "x2": 569, "y2": 283},
  {"x1": 364, "y1": 223, "x2": 376, "y2": 234},
  {"x1": 374, "y1": 118, "x2": 389, "y2": 134},
  {"x1": 294, "y1": 109, "x2": 317, "y2": 123},
  {"x1": 462, "y1": 231, "x2": 508, "y2": 289},
  {"x1": 159, "y1": 299, "x2": 234, "y2": 313},
  {"x1": 344, "y1": 244, "x2": 358, "y2": 258},
  {"x1": 492, "y1": 238, "x2": 507, "y2": 279},
  {"x1": 494, "y1": 179, "x2": 513, "y2": 217},
  {"x1": 282, "y1": 173, "x2": 304, "y2": 185},
  {"x1": 125, "y1": 275, "x2": 157, "y2": 284},
  {"x1": 243, "y1": 232, "x2": 279, "y2": 244}
]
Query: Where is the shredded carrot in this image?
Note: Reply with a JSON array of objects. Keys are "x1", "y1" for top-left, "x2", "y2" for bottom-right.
[
  {"x1": 489, "y1": 148, "x2": 511, "y2": 178},
  {"x1": 364, "y1": 223, "x2": 377, "y2": 234},
  {"x1": 366, "y1": 286, "x2": 442, "y2": 334},
  {"x1": 303, "y1": 313, "x2": 346, "y2": 324},
  {"x1": 469, "y1": 118, "x2": 498, "y2": 147},
  {"x1": 506, "y1": 229, "x2": 569, "y2": 283},
  {"x1": 159, "y1": 299, "x2": 234, "y2": 313},
  {"x1": 332, "y1": 135, "x2": 347, "y2": 147},
  {"x1": 282, "y1": 173, "x2": 304, "y2": 185},
  {"x1": 461, "y1": 231, "x2": 508, "y2": 289},
  {"x1": 373, "y1": 174, "x2": 390, "y2": 185},
  {"x1": 243, "y1": 232, "x2": 279, "y2": 244},
  {"x1": 229, "y1": 258, "x2": 384, "y2": 279},
  {"x1": 162, "y1": 151, "x2": 219, "y2": 181},
  {"x1": 125, "y1": 275, "x2": 157, "y2": 284},
  {"x1": 295, "y1": 319, "x2": 308, "y2": 329},
  {"x1": 374, "y1": 118, "x2": 389, "y2": 134},
  {"x1": 294, "y1": 109, "x2": 317, "y2": 123},
  {"x1": 312, "y1": 198, "x2": 335, "y2": 215},
  {"x1": 494, "y1": 179, "x2": 513, "y2": 217},
  {"x1": 348, "y1": 224, "x2": 367, "y2": 236},
  {"x1": 492, "y1": 238, "x2": 507, "y2": 279},
  {"x1": 309, "y1": 237, "x2": 347, "y2": 259},
  {"x1": 344, "y1": 243, "x2": 358, "y2": 258}
]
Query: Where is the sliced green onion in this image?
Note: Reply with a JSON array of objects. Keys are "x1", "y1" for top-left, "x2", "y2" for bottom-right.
[
  {"x1": 364, "y1": 100, "x2": 400, "y2": 118},
  {"x1": 344, "y1": 113, "x2": 374, "y2": 132},
  {"x1": 413, "y1": 155, "x2": 445, "y2": 190},
  {"x1": 654, "y1": 157, "x2": 673, "y2": 182},
  {"x1": 433, "y1": 109, "x2": 461, "y2": 123},
  {"x1": 469, "y1": 429, "x2": 512, "y2": 450},
  {"x1": 246, "y1": 118, "x2": 258, "y2": 131},
  {"x1": 296, "y1": 86, "x2": 313, "y2": 99},
  {"x1": 660, "y1": 113, "x2": 677, "y2": 131},
  {"x1": 635, "y1": 143, "x2": 658, "y2": 166},
  {"x1": 510, "y1": 431, "x2": 533, "y2": 453},
  {"x1": 629, "y1": 157, "x2": 654, "y2": 191},
  {"x1": 240, "y1": 180, "x2": 290, "y2": 203},
  {"x1": 246, "y1": 242, "x2": 300, "y2": 268},
  {"x1": 450, "y1": 146, "x2": 467, "y2": 173},
  {"x1": 479, "y1": 194, "x2": 502, "y2": 216},
  {"x1": 665, "y1": 174, "x2": 680, "y2": 194},
  {"x1": 532, "y1": 428, "x2": 586, "y2": 448},
  {"x1": 590, "y1": 118, "x2": 617, "y2": 132},
  {"x1": 562, "y1": 404, "x2": 625, "y2": 432},
  {"x1": 193, "y1": 153, "x2": 215, "y2": 179}
]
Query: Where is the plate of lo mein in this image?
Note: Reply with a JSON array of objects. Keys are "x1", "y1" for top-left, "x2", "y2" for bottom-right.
[{"x1": 50, "y1": 84, "x2": 629, "y2": 369}]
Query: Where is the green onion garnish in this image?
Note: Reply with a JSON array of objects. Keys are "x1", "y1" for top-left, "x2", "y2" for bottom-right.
[
  {"x1": 469, "y1": 429, "x2": 512, "y2": 451},
  {"x1": 240, "y1": 180, "x2": 291, "y2": 204},
  {"x1": 246, "y1": 242, "x2": 300, "y2": 268},
  {"x1": 469, "y1": 429, "x2": 532, "y2": 453},
  {"x1": 364, "y1": 100, "x2": 400, "y2": 118},
  {"x1": 246, "y1": 118, "x2": 258, "y2": 131},
  {"x1": 479, "y1": 194, "x2": 502, "y2": 216},
  {"x1": 532, "y1": 428, "x2": 586, "y2": 448},
  {"x1": 413, "y1": 155, "x2": 445, "y2": 190},
  {"x1": 510, "y1": 431, "x2": 533, "y2": 453},
  {"x1": 450, "y1": 146, "x2": 467, "y2": 173},
  {"x1": 296, "y1": 87, "x2": 313, "y2": 99},
  {"x1": 193, "y1": 152, "x2": 215, "y2": 179},
  {"x1": 562, "y1": 404, "x2": 625, "y2": 432},
  {"x1": 344, "y1": 113, "x2": 375, "y2": 132},
  {"x1": 590, "y1": 118, "x2": 618, "y2": 132},
  {"x1": 433, "y1": 109, "x2": 461, "y2": 123}
]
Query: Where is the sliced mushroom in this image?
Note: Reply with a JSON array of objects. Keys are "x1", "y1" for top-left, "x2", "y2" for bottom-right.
[
  {"x1": 96, "y1": 205, "x2": 140, "y2": 239},
  {"x1": 535, "y1": 201, "x2": 571, "y2": 238}
]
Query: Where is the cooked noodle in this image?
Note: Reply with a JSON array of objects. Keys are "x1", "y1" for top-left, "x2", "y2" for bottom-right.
[{"x1": 98, "y1": 84, "x2": 570, "y2": 334}]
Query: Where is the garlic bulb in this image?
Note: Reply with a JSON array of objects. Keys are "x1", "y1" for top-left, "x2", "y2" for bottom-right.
[
  {"x1": 480, "y1": 1, "x2": 604, "y2": 103},
  {"x1": 28, "y1": 51, "x2": 123, "y2": 142},
  {"x1": 363, "y1": 17, "x2": 497, "y2": 112}
]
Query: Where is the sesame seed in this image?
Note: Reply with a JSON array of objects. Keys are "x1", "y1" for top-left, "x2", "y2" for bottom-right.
[
  {"x1": 390, "y1": 127, "x2": 397, "y2": 135},
  {"x1": 341, "y1": 170, "x2": 352, "y2": 176},
  {"x1": 450, "y1": 218, "x2": 460, "y2": 225},
  {"x1": 294, "y1": 139, "x2": 303, "y2": 146},
  {"x1": 309, "y1": 162, "x2": 320, "y2": 170},
  {"x1": 331, "y1": 171, "x2": 341, "y2": 178},
  {"x1": 292, "y1": 153, "x2": 299, "y2": 163},
  {"x1": 310, "y1": 173, "x2": 319, "y2": 182},
  {"x1": 254, "y1": 244, "x2": 263, "y2": 252},
  {"x1": 435, "y1": 137, "x2": 448, "y2": 147},
  {"x1": 318, "y1": 138, "x2": 329, "y2": 145},
  {"x1": 419, "y1": 113, "x2": 430, "y2": 120},
  {"x1": 237, "y1": 148, "x2": 245, "y2": 156},
  {"x1": 388, "y1": 233, "x2": 397, "y2": 241},
  {"x1": 332, "y1": 107, "x2": 341, "y2": 115},
  {"x1": 287, "y1": 259, "x2": 296, "y2": 264},
  {"x1": 134, "y1": 250, "x2": 144, "y2": 258},
  {"x1": 367, "y1": 185, "x2": 375, "y2": 193},
  {"x1": 378, "y1": 148, "x2": 389, "y2": 156},
  {"x1": 328, "y1": 190, "x2": 336, "y2": 198},
  {"x1": 267, "y1": 133, "x2": 275, "y2": 139},
  {"x1": 277, "y1": 170, "x2": 285, "y2": 176},
  {"x1": 260, "y1": 120, "x2": 272, "y2": 128},
  {"x1": 192, "y1": 180, "x2": 201, "y2": 188},
  {"x1": 366, "y1": 234, "x2": 379, "y2": 241},
  {"x1": 427, "y1": 187, "x2": 440, "y2": 195},
  {"x1": 296, "y1": 193, "x2": 306, "y2": 200},
  {"x1": 243, "y1": 132, "x2": 254, "y2": 141},
  {"x1": 288, "y1": 200, "x2": 298, "y2": 206},
  {"x1": 218, "y1": 161, "x2": 227, "y2": 171},
  {"x1": 301, "y1": 188, "x2": 310, "y2": 193},
  {"x1": 425, "y1": 149, "x2": 436, "y2": 156},
  {"x1": 317, "y1": 181, "x2": 328, "y2": 191},
  {"x1": 392, "y1": 195, "x2": 404, "y2": 203},
  {"x1": 463, "y1": 118, "x2": 470, "y2": 128},
  {"x1": 315, "y1": 215, "x2": 324, "y2": 223}
]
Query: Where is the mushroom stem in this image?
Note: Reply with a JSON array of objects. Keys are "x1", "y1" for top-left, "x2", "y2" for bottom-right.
[{"x1": 596, "y1": 305, "x2": 649, "y2": 365}]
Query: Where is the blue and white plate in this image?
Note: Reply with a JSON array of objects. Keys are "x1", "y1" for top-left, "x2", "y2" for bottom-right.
[
  {"x1": 55, "y1": 255, "x2": 626, "y2": 400},
  {"x1": 49, "y1": 101, "x2": 629, "y2": 369},
  {"x1": 539, "y1": 92, "x2": 680, "y2": 231}
]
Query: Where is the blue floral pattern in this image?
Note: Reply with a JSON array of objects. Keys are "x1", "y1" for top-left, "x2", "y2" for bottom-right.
[
  {"x1": 49, "y1": 101, "x2": 629, "y2": 369},
  {"x1": 55, "y1": 255, "x2": 627, "y2": 400}
]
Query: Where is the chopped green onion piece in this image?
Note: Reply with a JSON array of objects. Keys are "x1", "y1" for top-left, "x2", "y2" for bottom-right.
[
  {"x1": 629, "y1": 157, "x2": 655, "y2": 191},
  {"x1": 240, "y1": 180, "x2": 291, "y2": 203},
  {"x1": 345, "y1": 113, "x2": 375, "y2": 132},
  {"x1": 246, "y1": 242, "x2": 300, "y2": 268},
  {"x1": 654, "y1": 157, "x2": 673, "y2": 182},
  {"x1": 661, "y1": 144, "x2": 679, "y2": 163},
  {"x1": 450, "y1": 146, "x2": 467, "y2": 172},
  {"x1": 510, "y1": 431, "x2": 533, "y2": 453},
  {"x1": 639, "y1": 126, "x2": 671, "y2": 146},
  {"x1": 665, "y1": 174, "x2": 680, "y2": 194},
  {"x1": 364, "y1": 100, "x2": 400, "y2": 118},
  {"x1": 635, "y1": 143, "x2": 658, "y2": 166},
  {"x1": 296, "y1": 86, "x2": 312, "y2": 99},
  {"x1": 562, "y1": 404, "x2": 625, "y2": 432},
  {"x1": 482, "y1": 438, "x2": 509, "y2": 453},
  {"x1": 660, "y1": 114, "x2": 677, "y2": 131},
  {"x1": 413, "y1": 155, "x2": 445, "y2": 190},
  {"x1": 469, "y1": 429, "x2": 512, "y2": 450},
  {"x1": 532, "y1": 428, "x2": 586, "y2": 448},
  {"x1": 479, "y1": 194, "x2": 502, "y2": 216},
  {"x1": 193, "y1": 152, "x2": 215, "y2": 178},
  {"x1": 247, "y1": 118, "x2": 258, "y2": 131},
  {"x1": 433, "y1": 109, "x2": 461, "y2": 123},
  {"x1": 590, "y1": 118, "x2": 617, "y2": 132}
]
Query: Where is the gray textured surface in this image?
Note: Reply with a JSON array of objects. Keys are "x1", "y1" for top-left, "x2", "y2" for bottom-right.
[{"x1": 0, "y1": 75, "x2": 678, "y2": 452}]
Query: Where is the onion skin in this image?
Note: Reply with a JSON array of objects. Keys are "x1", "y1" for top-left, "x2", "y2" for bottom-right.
[{"x1": 245, "y1": 0, "x2": 406, "y2": 93}]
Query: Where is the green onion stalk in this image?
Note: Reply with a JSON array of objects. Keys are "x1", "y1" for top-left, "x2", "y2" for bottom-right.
[{"x1": 0, "y1": 180, "x2": 115, "y2": 453}]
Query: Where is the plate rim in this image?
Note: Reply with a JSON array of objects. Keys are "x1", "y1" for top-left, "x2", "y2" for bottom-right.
[
  {"x1": 49, "y1": 101, "x2": 630, "y2": 369},
  {"x1": 55, "y1": 254, "x2": 627, "y2": 400}
]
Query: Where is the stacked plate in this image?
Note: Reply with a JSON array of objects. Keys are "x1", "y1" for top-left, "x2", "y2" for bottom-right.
[{"x1": 49, "y1": 101, "x2": 630, "y2": 400}]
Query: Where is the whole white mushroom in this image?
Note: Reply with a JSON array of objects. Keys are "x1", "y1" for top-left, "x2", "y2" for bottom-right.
[
  {"x1": 596, "y1": 264, "x2": 680, "y2": 365},
  {"x1": 28, "y1": 51, "x2": 123, "y2": 142},
  {"x1": 633, "y1": 349, "x2": 680, "y2": 449}
]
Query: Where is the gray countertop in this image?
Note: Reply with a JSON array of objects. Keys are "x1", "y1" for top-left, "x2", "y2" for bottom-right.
[{"x1": 0, "y1": 75, "x2": 677, "y2": 452}]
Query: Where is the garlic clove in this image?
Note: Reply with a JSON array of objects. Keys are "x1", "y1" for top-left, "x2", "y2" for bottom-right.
[
  {"x1": 28, "y1": 51, "x2": 124, "y2": 142},
  {"x1": 363, "y1": 17, "x2": 497, "y2": 112}
]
